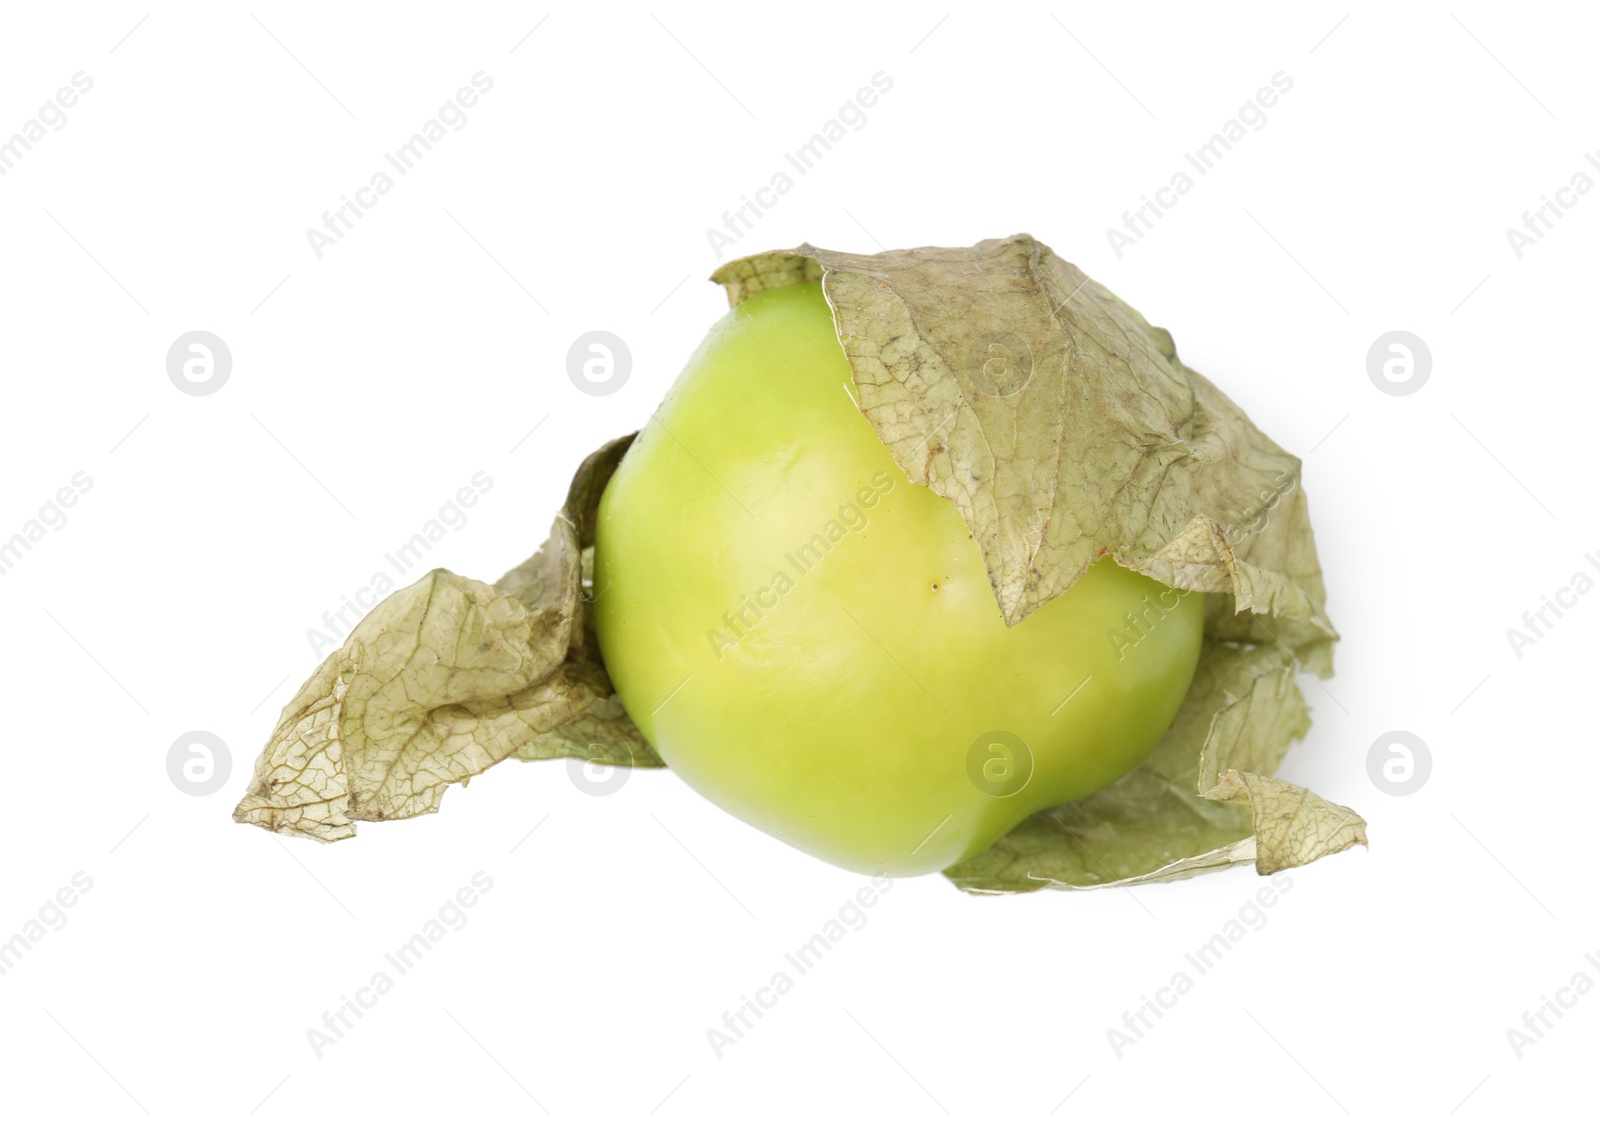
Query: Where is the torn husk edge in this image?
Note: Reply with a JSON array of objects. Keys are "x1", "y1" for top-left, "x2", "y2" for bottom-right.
[{"x1": 231, "y1": 436, "x2": 659, "y2": 843}]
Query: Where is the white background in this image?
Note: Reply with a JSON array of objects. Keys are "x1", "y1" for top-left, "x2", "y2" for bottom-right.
[{"x1": 0, "y1": 2, "x2": 1593, "y2": 1125}]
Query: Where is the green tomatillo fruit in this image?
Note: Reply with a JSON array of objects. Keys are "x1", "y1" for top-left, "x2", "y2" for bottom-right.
[
  {"x1": 233, "y1": 236, "x2": 1362, "y2": 894},
  {"x1": 593, "y1": 281, "x2": 1204, "y2": 876}
]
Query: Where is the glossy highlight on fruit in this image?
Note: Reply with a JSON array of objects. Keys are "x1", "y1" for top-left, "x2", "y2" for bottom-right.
[{"x1": 593, "y1": 281, "x2": 1204, "y2": 876}]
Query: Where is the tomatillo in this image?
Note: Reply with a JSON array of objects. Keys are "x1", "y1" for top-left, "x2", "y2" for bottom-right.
[{"x1": 593, "y1": 282, "x2": 1204, "y2": 876}]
